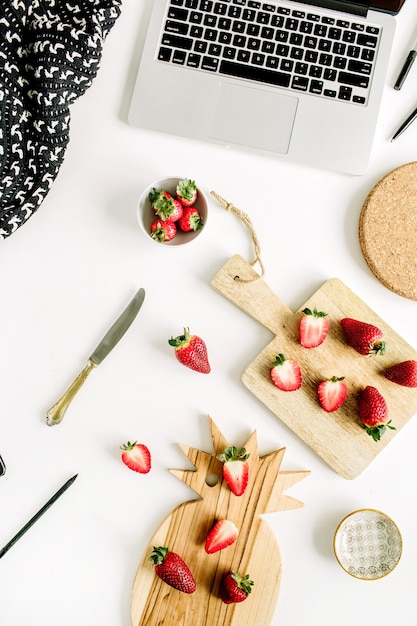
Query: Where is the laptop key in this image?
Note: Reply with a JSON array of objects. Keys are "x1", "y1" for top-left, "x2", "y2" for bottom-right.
[
  {"x1": 338, "y1": 71, "x2": 369, "y2": 88},
  {"x1": 220, "y1": 59, "x2": 291, "y2": 87},
  {"x1": 202, "y1": 56, "x2": 219, "y2": 70},
  {"x1": 187, "y1": 53, "x2": 202, "y2": 66},
  {"x1": 173, "y1": 49, "x2": 187, "y2": 63},
  {"x1": 165, "y1": 20, "x2": 189, "y2": 34},
  {"x1": 291, "y1": 75, "x2": 308, "y2": 90},
  {"x1": 348, "y1": 59, "x2": 372, "y2": 75},
  {"x1": 310, "y1": 79, "x2": 323, "y2": 94},
  {"x1": 338, "y1": 85, "x2": 352, "y2": 100},
  {"x1": 158, "y1": 47, "x2": 173, "y2": 61}
]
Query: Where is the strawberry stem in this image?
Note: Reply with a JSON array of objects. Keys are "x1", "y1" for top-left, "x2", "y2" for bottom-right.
[
  {"x1": 149, "y1": 546, "x2": 169, "y2": 565},
  {"x1": 217, "y1": 446, "x2": 250, "y2": 463},
  {"x1": 232, "y1": 571, "x2": 254, "y2": 595}
]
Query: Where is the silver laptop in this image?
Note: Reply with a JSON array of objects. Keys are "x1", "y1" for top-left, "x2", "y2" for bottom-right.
[{"x1": 128, "y1": 0, "x2": 404, "y2": 175}]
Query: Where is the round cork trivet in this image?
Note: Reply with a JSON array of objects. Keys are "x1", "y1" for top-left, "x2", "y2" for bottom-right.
[{"x1": 359, "y1": 162, "x2": 417, "y2": 301}]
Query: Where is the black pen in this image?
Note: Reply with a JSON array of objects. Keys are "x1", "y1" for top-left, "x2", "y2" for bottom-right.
[
  {"x1": 0, "y1": 474, "x2": 78, "y2": 558},
  {"x1": 394, "y1": 39, "x2": 417, "y2": 90},
  {"x1": 391, "y1": 106, "x2": 417, "y2": 142}
]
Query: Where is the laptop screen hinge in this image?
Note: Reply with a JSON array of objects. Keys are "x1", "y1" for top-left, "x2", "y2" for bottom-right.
[{"x1": 292, "y1": 0, "x2": 369, "y2": 17}]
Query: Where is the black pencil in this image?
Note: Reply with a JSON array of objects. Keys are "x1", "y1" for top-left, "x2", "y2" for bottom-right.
[{"x1": 0, "y1": 474, "x2": 78, "y2": 558}]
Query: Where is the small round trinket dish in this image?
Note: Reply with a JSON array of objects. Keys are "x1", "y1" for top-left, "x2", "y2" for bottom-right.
[
  {"x1": 138, "y1": 176, "x2": 208, "y2": 247},
  {"x1": 333, "y1": 508, "x2": 402, "y2": 580}
]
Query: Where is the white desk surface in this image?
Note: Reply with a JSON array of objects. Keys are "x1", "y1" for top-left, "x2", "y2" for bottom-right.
[{"x1": 1, "y1": 1, "x2": 417, "y2": 624}]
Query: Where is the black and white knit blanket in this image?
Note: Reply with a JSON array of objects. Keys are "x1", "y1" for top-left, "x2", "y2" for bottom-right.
[{"x1": 0, "y1": 0, "x2": 122, "y2": 239}]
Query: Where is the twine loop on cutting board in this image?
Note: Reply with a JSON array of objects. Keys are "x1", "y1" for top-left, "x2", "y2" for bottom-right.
[{"x1": 210, "y1": 190, "x2": 265, "y2": 282}]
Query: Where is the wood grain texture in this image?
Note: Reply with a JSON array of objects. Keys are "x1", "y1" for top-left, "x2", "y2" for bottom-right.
[
  {"x1": 131, "y1": 417, "x2": 309, "y2": 626},
  {"x1": 211, "y1": 255, "x2": 417, "y2": 480}
]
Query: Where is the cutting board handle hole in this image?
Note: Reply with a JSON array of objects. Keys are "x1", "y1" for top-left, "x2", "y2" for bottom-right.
[{"x1": 205, "y1": 472, "x2": 219, "y2": 487}]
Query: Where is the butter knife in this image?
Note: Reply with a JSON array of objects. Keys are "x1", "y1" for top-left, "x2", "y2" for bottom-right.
[{"x1": 46, "y1": 288, "x2": 145, "y2": 426}]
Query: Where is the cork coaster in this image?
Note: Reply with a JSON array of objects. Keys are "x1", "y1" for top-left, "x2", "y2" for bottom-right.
[{"x1": 359, "y1": 162, "x2": 417, "y2": 301}]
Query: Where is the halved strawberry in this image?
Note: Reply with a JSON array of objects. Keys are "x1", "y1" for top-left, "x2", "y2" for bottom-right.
[
  {"x1": 383, "y1": 360, "x2": 417, "y2": 388},
  {"x1": 120, "y1": 441, "x2": 151, "y2": 473},
  {"x1": 299, "y1": 307, "x2": 329, "y2": 348},
  {"x1": 204, "y1": 519, "x2": 238, "y2": 554},
  {"x1": 176, "y1": 178, "x2": 198, "y2": 206},
  {"x1": 270, "y1": 354, "x2": 302, "y2": 391},
  {"x1": 217, "y1": 446, "x2": 249, "y2": 496},
  {"x1": 317, "y1": 376, "x2": 348, "y2": 412}
]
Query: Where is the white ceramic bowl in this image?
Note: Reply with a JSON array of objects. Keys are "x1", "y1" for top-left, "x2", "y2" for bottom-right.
[
  {"x1": 138, "y1": 176, "x2": 208, "y2": 246},
  {"x1": 333, "y1": 508, "x2": 402, "y2": 580}
]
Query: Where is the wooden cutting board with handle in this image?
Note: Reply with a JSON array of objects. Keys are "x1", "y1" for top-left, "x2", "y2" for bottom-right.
[
  {"x1": 131, "y1": 417, "x2": 309, "y2": 626},
  {"x1": 211, "y1": 255, "x2": 417, "y2": 480}
]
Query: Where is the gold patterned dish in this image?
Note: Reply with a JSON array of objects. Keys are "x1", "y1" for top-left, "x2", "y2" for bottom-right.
[{"x1": 333, "y1": 509, "x2": 402, "y2": 580}]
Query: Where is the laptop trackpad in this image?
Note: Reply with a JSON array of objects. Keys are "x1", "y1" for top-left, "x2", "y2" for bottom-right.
[{"x1": 208, "y1": 82, "x2": 298, "y2": 153}]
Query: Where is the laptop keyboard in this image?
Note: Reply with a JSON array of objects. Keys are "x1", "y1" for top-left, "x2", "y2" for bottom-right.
[{"x1": 157, "y1": 0, "x2": 382, "y2": 105}]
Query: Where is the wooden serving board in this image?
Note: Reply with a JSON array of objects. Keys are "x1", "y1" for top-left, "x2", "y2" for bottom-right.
[
  {"x1": 211, "y1": 255, "x2": 417, "y2": 480},
  {"x1": 131, "y1": 417, "x2": 309, "y2": 626}
]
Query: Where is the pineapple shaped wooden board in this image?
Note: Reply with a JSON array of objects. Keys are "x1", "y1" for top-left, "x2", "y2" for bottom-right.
[
  {"x1": 211, "y1": 255, "x2": 417, "y2": 480},
  {"x1": 130, "y1": 416, "x2": 309, "y2": 626}
]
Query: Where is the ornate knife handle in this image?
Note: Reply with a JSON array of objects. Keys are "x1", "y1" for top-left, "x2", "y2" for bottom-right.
[{"x1": 46, "y1": 360, "x2": 97, "y2": 426}]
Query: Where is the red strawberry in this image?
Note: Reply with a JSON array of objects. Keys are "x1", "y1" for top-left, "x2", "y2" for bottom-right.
[
  {"x1": 150, "y1": 218, "x2": 176, "y2": 242},
  {"x1": 270, "y1": 353, "x2": 302, "y2": 391},
  {"x1": 204, "y1": 519, "x2": 239, "y2": 554},
  {"x1": 149, "y1": 189, "x2": 183, "y2": 222},
  {"x1": 217, "y1": 446, "x2": 249, "y2": 496},
  {"x1": 219, "y1": 571, "x2": 254, "y2": 604},
  {"x1": 299, "y1": 307, "x2": 329, "y2": 348},
  {"x1": 176, "y1": 178, "x2": 198, "y2": 206},
  {"x1": 149, "y1": 546, "x2": 196, "y2": 594},
  {"x1": 317, "y1": 376, "x2": 348, "y2": 412},
  {"x1": 168, "y1": 327, "x2": 210, "y2": 373},
  {"x1": 120, "y1": 441, "x2": 151, "y2": 473},
  {"x1": 340, "y1": 318, "x2": 386, "y2": 356},
  {"x1": 358, "y1": 386, "x2": 395, "y2": 441},
  {"x1": 178, "y1": 206, "x2": 203, "y2": 232},
  {"x1": 384, "y1": 360, "x2": 417, "y2": 388}
]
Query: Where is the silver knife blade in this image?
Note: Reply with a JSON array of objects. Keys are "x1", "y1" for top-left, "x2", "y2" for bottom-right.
[
  {"x1": 46, "y1": 288, "x2": 145, "y2": 426},
  {"x1": 90, "y1": 287, "x2": 145, "y2": 365}
]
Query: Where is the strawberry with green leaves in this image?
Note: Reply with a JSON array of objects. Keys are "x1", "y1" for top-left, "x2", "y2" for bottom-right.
[
  {"x1": 150, "y1": 218, "x2": 176, "y2": 242},
  {"x1": 168, "y1": 327, "x2": 210, "y2": 373},
  {"x1": 178, "y1": 206, "x2": 203, "y2": 232},
  {"x1": 219, "y1": 571, "x2": 254, "y2": 604},
  {"x1": 121, "y1": 441, "x2": 151, "y2": 473},
  {"x1": 176, "y1": 178, "x2": 198, "y2": 206},
  {"x1": 149, "y1": 188, "x2": 183, "y2": 222},
  {"x1": 358, "y1": 386, "x2": 395, "y2": 441},
  {"x1": 217, "y1": 446, "x2": 249, "y2": 496},
  {"x1": 318, "y1": 376, "x2": 348, "y2": 412},
  {"x1": 270, "y1": 353, "x2": 302, "y2": 391},
  {"x1": 299, "y1": 307, "x2": 329, "y2": 348},
  {"x1": 340, "y1": 318, "x2": 386, "y2": 356},
  {"x1": 384, "y1": 360, "x2": 417, "y2": 388},
  {"x1": 204, "y1": 519, "x2": 238, "y2": 554},
  {"x1": 149, "y1": 546, "x2": 196, "y2": 594}
]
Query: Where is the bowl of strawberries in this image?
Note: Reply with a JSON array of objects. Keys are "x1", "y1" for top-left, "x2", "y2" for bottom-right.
[{"x1": 138, "y1": 176, "x2": 208, "y2": 246}]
